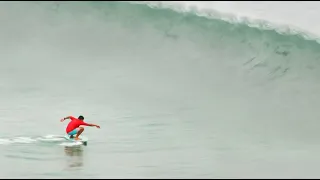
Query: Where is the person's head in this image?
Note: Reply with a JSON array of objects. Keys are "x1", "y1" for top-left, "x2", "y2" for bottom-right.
[{"x1": 78, "y1": 115, "x2": 84, "y2": 120}]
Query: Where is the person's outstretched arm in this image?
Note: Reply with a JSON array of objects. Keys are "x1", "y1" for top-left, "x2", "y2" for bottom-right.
[
  {"x1": 60, "y1": 116, "x2": 74, "y2": 122},
  {"x1": 81, "y1": 121, "x2": 100, "y2": 128}
]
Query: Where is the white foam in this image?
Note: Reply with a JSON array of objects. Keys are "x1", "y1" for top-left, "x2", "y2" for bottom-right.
[
  {"x1": 36, "y1": 137, "x2": 64, "y2": 142},
  {"x1": 43, "y1": 134, "x2": 64, "y2": 138},
  {"x1": 11, "y1": 137, "x2": 37, "y2": 143},
  {"x1": 0, "y1": 139, "x2": 13, "y2": 145},
  {"x1": 0, "y1": 134, "x2": 87, "y2": 146},
  {"x1": 36, "y1": 134, "x2": 65, "y2": 142},
  {"x1": 0, "y1": 134, "x2": 68, "y2": 145}
]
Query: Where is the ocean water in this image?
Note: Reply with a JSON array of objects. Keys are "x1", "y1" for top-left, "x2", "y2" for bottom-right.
[{"x1": 1, "y1": 1, "x2": 320, "y2": 178}]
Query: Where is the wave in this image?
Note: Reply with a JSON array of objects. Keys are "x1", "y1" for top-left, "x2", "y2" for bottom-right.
[{"x1": 1, "y1": 1, "x2": 320, "y2": 148}]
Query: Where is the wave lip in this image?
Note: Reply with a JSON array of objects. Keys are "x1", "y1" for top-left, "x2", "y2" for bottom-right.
[{"x1": 129, "y1": 1, "x2": 320, "y2": 42}]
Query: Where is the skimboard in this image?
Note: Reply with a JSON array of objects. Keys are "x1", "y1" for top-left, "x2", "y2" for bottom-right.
[{"x1": 64, "y1": 135, "x2": 88, "y2": 146}]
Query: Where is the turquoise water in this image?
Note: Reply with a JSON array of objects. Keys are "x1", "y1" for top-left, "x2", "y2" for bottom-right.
[{"x1": 1, "y1": 1, "x2": 320, "y2": 178}]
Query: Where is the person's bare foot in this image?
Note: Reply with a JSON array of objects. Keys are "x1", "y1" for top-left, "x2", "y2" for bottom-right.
[{"x1": 74, "y1": 137, "x2": 81, "y2": 140}]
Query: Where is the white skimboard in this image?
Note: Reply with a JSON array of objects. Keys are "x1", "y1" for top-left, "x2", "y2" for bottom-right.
[{"x1": 64, "y1": 135, "x2": 88, "y2": 146}]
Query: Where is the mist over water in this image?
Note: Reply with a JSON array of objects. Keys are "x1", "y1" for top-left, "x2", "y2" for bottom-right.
[{"x1": 1, "y1": 1, "x2": 320, "y2": 178}]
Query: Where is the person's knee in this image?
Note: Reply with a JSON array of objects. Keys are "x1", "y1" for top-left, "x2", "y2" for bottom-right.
[{"x1": 79, "y1": 127, "x2": 84, "y2": 130}]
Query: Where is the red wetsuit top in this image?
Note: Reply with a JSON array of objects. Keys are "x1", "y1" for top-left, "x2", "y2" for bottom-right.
[{"x1": 66, "y1": 116, "x2": 90, "y2": 133}]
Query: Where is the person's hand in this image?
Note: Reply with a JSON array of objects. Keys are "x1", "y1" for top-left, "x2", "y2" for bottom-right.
[
  {"x1": 60, "y1": 118, "x2": 64, "y2": 122},
  {"x1": 96, "y1": 125, "x2": 100, "y2": 128}
]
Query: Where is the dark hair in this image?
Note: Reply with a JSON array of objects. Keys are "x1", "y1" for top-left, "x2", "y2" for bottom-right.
[{"x1": 78, "y1": 115, "x2": 84, "y2": 120}]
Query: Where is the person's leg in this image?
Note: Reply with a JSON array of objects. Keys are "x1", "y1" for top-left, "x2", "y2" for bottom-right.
[
  {"x1": 68, "y1": 128, "x2": 79, "y2": 138},
  {"x1": 74, "y1": 127, "x2": 84, "y2": 140}
]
